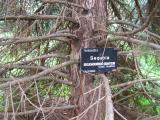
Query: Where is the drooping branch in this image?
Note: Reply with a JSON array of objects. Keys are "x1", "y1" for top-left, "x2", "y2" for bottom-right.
[
  {"x1": 0, "y1": 61, "x2": 69, "y2": 79},
  {"x1": 112, "y1": 85, "x2": 132, "y2": 98},
  {"x1": 42, "y1": 0, "x2": 84, "y2": 9},
  {"x1": 0, "y1": 15, "x2": 77, "y2": 23},
  {"x1": 112, "y1": 77, "x2": 160, "y2": 88},
  {"x1": 108, "y1": 20, "x2": 160, "y2": 40},
  {"x1": 19, "y1": 53, "x2": 68, "y2": 64},
  {"x1": 0, "y1": 76, "x2": 72, "y2": 85},
  {"x1": 134, "y1": 0, "x2": 143, "y2": 21},
  {"x1": 0, "y1": 64, "x2": 45, "y2": 69},
  {"x1": 109, "y1": 0, "x2": 122, "y2": 20},
  {"x1": 99, "y1": 36, "x2": 160, "y2": 49},
  {"x1": 110, "y1": 0, "x2": 160, "y2": 36},
  {"x1": 0, "y1": 105, "x2": 77, "y2": 116},
  {"x1": 0, "y1": 33, "x2": 77, "y2": 45},
  {"x1": 0, "y1": 60, "x2": 79, "y2": 88},
  {"x1": 108, "y1": 20, "x2": 137, "y2": 28}
]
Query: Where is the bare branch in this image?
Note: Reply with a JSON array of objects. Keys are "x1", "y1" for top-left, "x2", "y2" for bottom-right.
[
  {"x1": 70, "y1": 96, "x2": 106, "y2": 120},
  {"x1": 99, "y1": 36, "x2": 160, "y2": 49},
  {"x1": 0, "y1": 53, "x2": 69, "y2": 79},
  {"x1": 19, "y1": 53, "x2": 68, "y2": 64},
  {"x1": 110, "y1": 0, "x2": 122, "y2": 20},
  {"x1": 14, "y1": 43, "x2": 42, "y2": 62},
  {"x1": 0, "y1": 60, "x2": 79, "y2": 88},
  {"x1": 109, "y1": 0, "x2": 160, "y2": 36},
  {"x1": 112, "y1": 85, "x2": 132, "y2": 98},
  {"x1": 146, "y1": 30, "x2": 160, "y2": 40},
  {"x1": 108, "y1": 20, "x2": 160, "y2": 40},
  {"x1": 0, "y1": 33, "x2": 77, "y2": 45},
  {"x1": 0, "y1": 15, "x2": 77, "y2": 23},
  {"x1": 0, "y1": 105, "x2": 77, "y2": 116},
  {"x1": 134, "y1": 0, "x2": 143, "y2": 21},
  {"x1": 114, "y1": 108, "x2": 127, "y2": 120},
  {"x1": 0, "y1": 64, "x2": 45, "y2": 70},
  {"x1": 0, "y1": 53, "x2": 69, "y2": 78},
  {"x1": 0, "y1": 76, "x2": 71, "y2": 85},
  {"x1": 112, "y1": 77, "x2": 160, "y2": 88},
  {"x1": 0, "y1": 65, "x2": 69, "y2": 80},
  {"x1": 108, "y1": 20, "x2": 137, "y2": 28},
  {"x1": 42, "y1": 0, "x2": 84, "y2": 9}
]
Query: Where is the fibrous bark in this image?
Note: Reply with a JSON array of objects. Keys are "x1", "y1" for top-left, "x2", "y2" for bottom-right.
[{"x1": 69, "y1": 0, "x2": 109, "y2": 120}]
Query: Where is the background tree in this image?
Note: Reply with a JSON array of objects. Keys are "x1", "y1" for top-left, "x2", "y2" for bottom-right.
[{"x1": 0, "y1": 0, "x2": 160, "y2": 120}]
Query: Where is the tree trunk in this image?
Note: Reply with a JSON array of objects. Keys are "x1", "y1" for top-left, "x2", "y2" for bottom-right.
[{"x1": 70, "y1": 0, "x2": 108, "y2": 119}]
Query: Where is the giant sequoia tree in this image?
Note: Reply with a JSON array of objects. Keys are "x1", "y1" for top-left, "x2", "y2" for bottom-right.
[{"x1": 0, "y1": 0, "x2": 160, "y2": 120}]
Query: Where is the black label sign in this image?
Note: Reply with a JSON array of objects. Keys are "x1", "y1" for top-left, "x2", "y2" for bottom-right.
[{"x1": 80, "y1": 48, "x2": 117, "y2": 73}]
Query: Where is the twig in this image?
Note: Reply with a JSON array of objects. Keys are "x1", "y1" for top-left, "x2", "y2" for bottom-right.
[
  {"x1": 4, "y1": 90, "x2": 9, "y2": 120},
  {"x1": 0, "y1": 60, "x2": 78, "y2": 88},
  {"x1": 112, "y1": 85, "x2": 132, "y2": 98},
  {"x1": 83, "y1": 83, "x2": 103, "y2": 95},
  {"x1": 9, "y1": 84, "x2": 16, "y2": 120},
  {"x1": 93, "y1": 83, "x2": 101, "y2": 120},
  {"x1": 78, "y1": 82, "x2": 99, "y2": 120},
  {"x1": 17, "y1": 81, "x2": 39, "y2": 109},
  {"x1": 114, "y1": 108, "x2": 127, "y2": 120},
  {"x1": 69, "y1": 96, "x2": 106, "y2": 120},
  {"x1": 14, "y1": 43, "x2": 42, "y2": 63},
  {"x1": 34, "y1": 79, "x2": 46, "y2": 119},
  {"x1": 134, "y1": 0, "x2": 143, "y2": 22}
]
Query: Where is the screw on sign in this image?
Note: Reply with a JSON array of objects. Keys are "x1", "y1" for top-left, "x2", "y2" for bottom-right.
[{"x1": 80, "y1": 48, "x2": 117, "y2": 73}]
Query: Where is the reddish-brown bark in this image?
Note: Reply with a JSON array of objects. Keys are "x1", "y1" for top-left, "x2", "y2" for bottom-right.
[{"x1": 70, "y1": 0, "x2": 107, "y2": 119}]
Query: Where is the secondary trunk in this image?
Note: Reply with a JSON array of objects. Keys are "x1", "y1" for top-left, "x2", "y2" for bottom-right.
[{"x1": 70, "y1": 0, "x2": 108, "y2": 119}]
